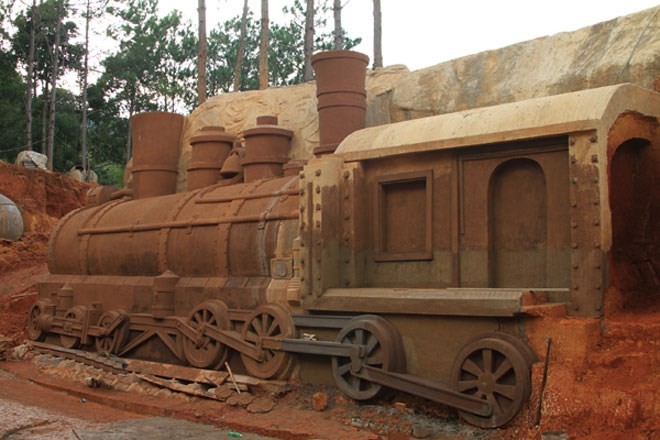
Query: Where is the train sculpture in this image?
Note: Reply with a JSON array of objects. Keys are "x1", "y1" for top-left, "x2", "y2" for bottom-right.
[{"x1": 28, "y1": 50, "x2": 660, "y2": 428}]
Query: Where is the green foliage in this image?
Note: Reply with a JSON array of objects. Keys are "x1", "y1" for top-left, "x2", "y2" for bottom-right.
[
  {"x1": 207, "y1": 1, "x2": 362, "y2": 91},
  {"x1": 207, "y1": 12, "x2": 260, "y2": 93},
  {"x1": 86, "y1": 82, "x2": 129, "y2": 165},
  {"x1": 0, "y1": 0, "x2": 364, "y2": 178},
  {"x1": 271, "y1": 0, "x2": 363, "y2": 85},
  {"x1": 28, "y1": 87, "x2": 82, "y2": 172},
  {"x1": 0, "y1": 48, "x2": 26, "y2": 164},
  {"x1": 11, "y1": 0, "x2": 83, "y2": 88},
  {"x1": 94, "y1": 160, "x2": 125, "y2": 187}
]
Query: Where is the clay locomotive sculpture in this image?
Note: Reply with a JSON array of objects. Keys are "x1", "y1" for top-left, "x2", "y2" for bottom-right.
[{"x1": 29, "y1": 50, "x2": 660, "y2": 428}]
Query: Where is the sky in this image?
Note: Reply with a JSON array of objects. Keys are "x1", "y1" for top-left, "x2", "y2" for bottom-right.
[{"x1": 159, "y1": 0, "x2": 660, "y2": 71}]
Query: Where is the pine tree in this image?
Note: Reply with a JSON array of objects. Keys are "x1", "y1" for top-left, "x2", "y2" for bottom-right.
[
  {"x1": 303, "y1": 0, "x2": 314, "y2": 81},
  {"x1": 259, "y1": 0, "x2": 269, "y2": 90},
  {"x1": 197, "y1": 0, "x2": 207, "y2": 105},
  {"x1": 232, "y1": 0, "x2": 249, "y2": 92},
  {"x1": 333, "y1": 0, "x2": 342, "y2": 49},
  {"x1": 373, "y1": 0, "x2": 382, "y2": 68}
]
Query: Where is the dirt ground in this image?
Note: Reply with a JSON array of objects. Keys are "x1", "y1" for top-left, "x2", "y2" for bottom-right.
[{"x1": 1, "y1": 162, "x2": 659, "y2": 439}]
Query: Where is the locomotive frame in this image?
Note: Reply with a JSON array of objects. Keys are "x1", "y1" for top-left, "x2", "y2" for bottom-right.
[{"x1": 29, "y1": 78, "x2": 659, "y2": 429}]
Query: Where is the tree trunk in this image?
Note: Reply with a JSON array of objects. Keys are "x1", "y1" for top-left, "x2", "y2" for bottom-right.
[
  {"x1": 46, "y1": 0, "x2": 62, "y2": 170},
  {"x1": 258, "y1": 0, "x2": 269, "y2": 90},
  {"x1": 232, "y1": 0, "x2": 249, "y2": 92},
  {"x1": 24, "y1": 0, "x2": 37, "y2": 151},
  {"x1": 197, "y1": 0, "x2": 207, "y2": 105},
  {"x1": 303, "y1": 0, "x2": 314, "y2": 81},
  {"x1": 373, "y1": 0, "x2": 382, "y2": 68},
  {"x1": 80, "y1": 0, "x2": 90, "y2": 179},
  {"x1": 41, "y1": 80, "x2": 48, "y2": 155},
  {"x1": 333, "y1": 0, "x2": 343, "y2": 50},
  {"x1": 126, "y1": 92, "x2": 135, "y2": 162}
]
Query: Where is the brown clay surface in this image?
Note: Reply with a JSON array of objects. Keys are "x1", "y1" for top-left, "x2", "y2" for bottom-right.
[{"x1": 1, "y1": 163, "x2": 660, "y2": 439}]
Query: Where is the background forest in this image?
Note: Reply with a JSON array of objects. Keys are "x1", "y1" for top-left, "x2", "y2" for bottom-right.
[{"x1": 0, "y1": 0, "x2": 366, "y2": 186}]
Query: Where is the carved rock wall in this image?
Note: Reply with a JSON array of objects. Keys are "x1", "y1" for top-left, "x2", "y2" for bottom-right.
[
  {"x1": 178, "y1": 7, "x2": 659, "y2": 190},
  {"x1": 389, "y1": 7, "x2": 660, "y2": 122}
]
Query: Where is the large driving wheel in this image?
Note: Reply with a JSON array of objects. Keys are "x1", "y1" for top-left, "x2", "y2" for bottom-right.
[
  {"x1": 473, "y1": 331, "x2": 538, "y2": 369},
  {"x1": 95, "y1": 309, "x2": 129, "y2": 354},
  {"x1": 27, "y1": 301, "x2": 50, "y2": 341},
  {"x1": 60, "y1": 306, "x2": 87, "y2": 349},
  {"x1": 451, "y1": 336, "x2": 531, "y2": 428},
  {"x1": 240, "y1": 304, "x2": 295, "y2": 379},
  {"x1": 182, "y1": 300, "x2": 230, "y2": 369},
  {"x1": 331, "y1": 315, "x2": 404, "y2": 401}
]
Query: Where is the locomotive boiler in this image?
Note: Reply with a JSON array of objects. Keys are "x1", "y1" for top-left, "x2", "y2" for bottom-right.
[{"x1": 29, "y1": 50, "x2": 660, "y2": 429}]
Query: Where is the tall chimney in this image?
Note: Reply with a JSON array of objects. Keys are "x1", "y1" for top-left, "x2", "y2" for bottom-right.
[
  {"x1": 311, "y1": 50, "x2": 369, "y2": 156},
  {"x1": 131, "y1": 112, "x2": 184, "y2": 199}
]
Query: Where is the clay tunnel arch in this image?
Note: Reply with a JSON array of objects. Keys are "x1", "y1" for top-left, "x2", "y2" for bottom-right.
[
  {"x1": 488, "y1": 158, "x2": 548, "y2": 288},
  {"x1": 609, "y1": 135, "x2": 660, "y2": 311}
]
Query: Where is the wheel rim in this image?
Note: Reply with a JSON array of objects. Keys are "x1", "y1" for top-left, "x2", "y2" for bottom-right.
[
  {"x1": 240, "y1": 304, "x2": 295, "y2": 379},
  {"x1": 468, "y1": 331, "x2": 538, "y2": 369},
  {"x1": 331, "y1": 315, "x2": 404, "y2": 401},
  {"x1": 182, "y1": 300, "x2": 229, "y2": 369},
  {"x1": 60, "y1": 306, "x2": 86, "y2": 349},
  {"x1": 95, "y1": 310, "x2": 129, "y2": 354},
  {"x1": 27, "y1": 302, "x2": 46, "y2": 341},
  {"x1": 451, "y1": 337, "x2": 531, "y2": 428}
]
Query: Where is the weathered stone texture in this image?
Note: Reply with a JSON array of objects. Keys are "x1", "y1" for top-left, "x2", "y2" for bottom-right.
[{"x1": 389, "y1": 7, "x2": 660, "y2": 122}]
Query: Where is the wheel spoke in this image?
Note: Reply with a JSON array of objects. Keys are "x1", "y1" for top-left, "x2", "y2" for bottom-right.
[
  {"x1": 366, "y1": 352, "x2": 383, "y2": 366},
  {"x1": 493, "y1": 358, "x2": 513, "y2": 380},
  {"x1": 266, "y1": 319, "x2": 279, "y2": 337},
  {"x1": 337, "y1": 362, "x2": 351, "y2": 376},
  {"x1": 365, "y1": 334, "x2": 378, "y2": 355},
  {"x1": 458, "y1": 379, "x2": 478, "y2": 392},
  {"x1": 493, "y1": 383, "x2": 517, "y2": 401},
  {"x1": 349, "y1": 373, "x2": 360, "y2": 390},
  {"x1": 462, "y1": 358, "x2": 483, "y2": 377},
  {"x1": 486, "y1": 392, "x2": 504, "y2": 415},
  {"x1": 355, "y1": 329, "x2": 364, "y2": 346},
  {"x1": 482, "y1": 349, "x2": 493, "y2": 373},
  {"x1": 244, "y1": 330, "x2": 259, "y2": 342}
]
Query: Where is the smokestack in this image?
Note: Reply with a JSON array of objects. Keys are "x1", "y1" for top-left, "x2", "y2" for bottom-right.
[
  {"x1": 131, "y1": 112, "x2": 184, "y2": 199},
  {"x1": 187, "y1": 126, "x2": 236, "y2": 191},
  {"x1": 311, "y1": 50, "x2": 369, "y2": 156},
  {"x1": 241, "y1": 116, "x2": 293, "y2": 182}
]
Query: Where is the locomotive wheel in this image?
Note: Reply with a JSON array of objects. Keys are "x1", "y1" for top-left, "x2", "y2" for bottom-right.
[
  {"x1": 331, "y1": 315, "x2": 404, "y2": 401},
  {"x1": 451, "y1": 337, "x2": 531, "y2": 428},
  {"x1": 27, "y1": 301, "x2": 48, "y2": 341},
  {"x1": 60, "y1": 306, "x2": 87, "y2": 349},
  {"x1": 95, "y1": 310, "x2": 129, "y2": 354},
  {"x1": 182, "y1": 300, "x2": 230, "y2": 369},
  {"x1": 470, "y1": 332, "x2": 538, "y2": 370},
  {"x1": 240, "y1": 304, "x2": 295, "y2": 379}
]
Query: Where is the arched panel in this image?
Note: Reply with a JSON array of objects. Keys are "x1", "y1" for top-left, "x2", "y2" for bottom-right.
[
  {"x1": 489, "y1": 159, "x2": 547, "y2": 287},
  {"x1": 609, "y1": 137, "x2": 660, "y2": 311}
]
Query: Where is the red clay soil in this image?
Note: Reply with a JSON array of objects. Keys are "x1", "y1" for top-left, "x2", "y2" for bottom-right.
[
  {"x1": 0, "y1": 162, "x2": 93, "y2": 276},
  {"x1": 1, "y1": 163, "x2": 659, "y2": 439},
  {"x1": 0, "y1": 361, "x2": 143, "y2": 425},
  {"x1": 502, "y1": 300, "x2": 660, "y2": 439}
]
